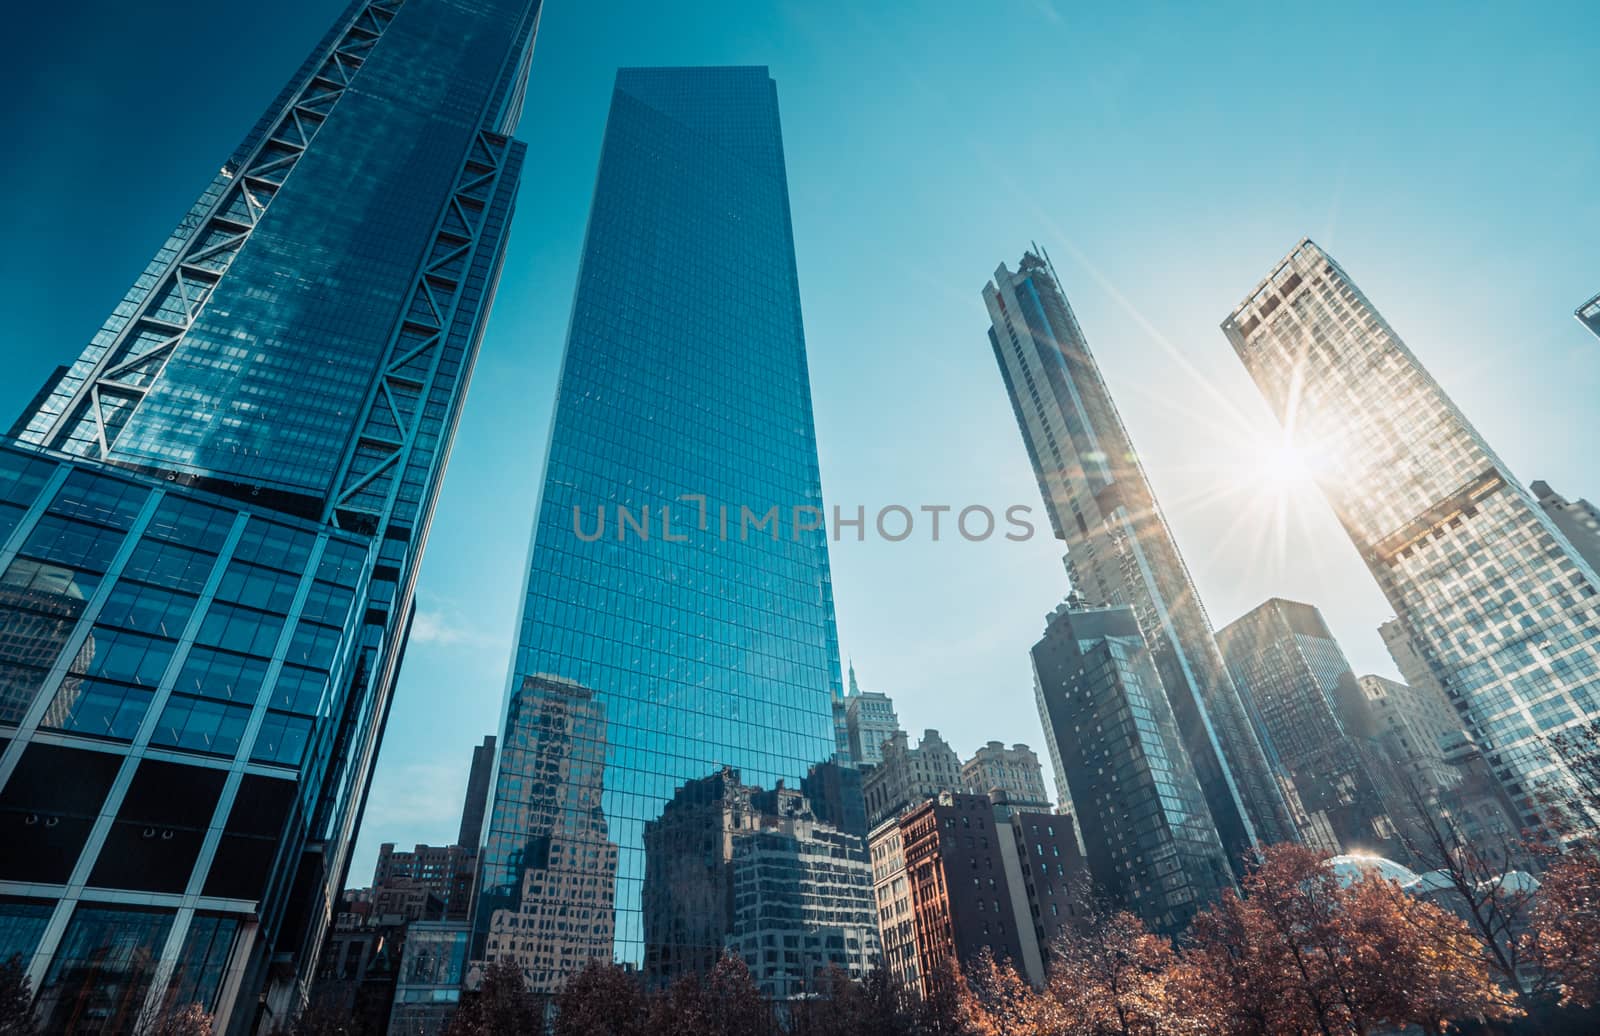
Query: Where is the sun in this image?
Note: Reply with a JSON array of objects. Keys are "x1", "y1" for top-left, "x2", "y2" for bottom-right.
[{"x1": 1253, "y1": 440, "x2": 1313, "y2": 489}]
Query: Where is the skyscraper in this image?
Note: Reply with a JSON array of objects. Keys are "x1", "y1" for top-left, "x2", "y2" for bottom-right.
[
  {"x1": 984, "y1": 251, "x2": 1295, "y2": 871},
  {"x1": 1578, "y1": 292, "x2": 1600, "y2": 341},
  {"x1": 1223, "y1": 239, "x2": 1600, "y2": 833},
  {"x1": 457, "y1": 734, "x2": 497, "y2": 850},
  {"x1": 1030, "y1": 603, "x2": 1233, "y2": 933},
  {"x1": 473, "y1": 67, "x2": 850, "y2": 990},
  {"x1": 1216, "y1": 598, "x2": 1402, "y2": 857},
  {"x1": 0, "y1": 0, "x2": 540, "y2": 1028}
]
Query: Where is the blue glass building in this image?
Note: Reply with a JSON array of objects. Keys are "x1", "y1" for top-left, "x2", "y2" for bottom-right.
[
  {"x1": 0, "y1": 0, "x2": 540, "y2": 1030},
  {"x1": 474, "y1": 67, "x2": 873, "y2": 998}
]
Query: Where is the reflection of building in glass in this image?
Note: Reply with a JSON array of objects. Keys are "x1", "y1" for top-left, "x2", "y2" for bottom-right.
[
  {"x1": 1031, "y1": 602, "x2": 1233, "y2": 935},
  {"x1": 961, "y1": 741, "x2": 1050, "y2": 809},
  {"x1": 642, "y1": 768, "x2": 878, "y2": 999},
  {"x1": 473, "y1": 66, "x2": 847, "y2": 987},
  {"x1": 1224, "y1": 240, "x2": 1600, "y2": 833},
  {"x1": 986, "y1": 251, "x2": 1295, "y2": 870},
  {"x1": 479, "y1": 675, "x2": 617, "y2": 994},
  {"x1": 863, "y1": 730, "x2": 963, "y2": 828},
  {"x1": 1217, "y1": 598, "x2": 1403, "y2": 857},
  {"x1": 0, "y1": 0, "x2": 540, "y2": 1025}
]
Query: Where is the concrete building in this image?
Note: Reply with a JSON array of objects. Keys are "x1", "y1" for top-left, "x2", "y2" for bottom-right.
[
  {"x1": 373, "y1": 843, "x2": 476, "y2": 924},
  {"x1": 889, "y1": 792, "x2": 1085, "y2": 996},
  {"x1": 962, "y1": 742, "x2": 1050, "y2": 809},
  {"x1": 1224, "y1": 240, "x2": 1600, "y2": 833},
  {"x1": 457, "y1": 735, "x2": 496, "y2": 851},
  {"x1": 985, "y1": 250, "x2": 1295, "y2": 869},
  {"x1": 862, "y1": 729, "x2": 964, "y2": 828},
  {"x1": 1031, "y1": 603, "x2": 1233, "y2": 934},
  {"x1": 1359, "y1": 672, "x2": 1461, "y2": 794},
  {"x1": 868, "y1": 818, "x2": 920, "y2": 997},
  {"x1": 847, "y1": 689, "x2": 902, "y2": 769},
  {"x1": 1531, "y1": 480, "x2": 1600, "y2": 575}
]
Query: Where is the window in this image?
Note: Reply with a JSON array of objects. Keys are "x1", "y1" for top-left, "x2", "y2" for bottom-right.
[{"x1": 153, "y1": 696, "x2": 251, "y2": 757}]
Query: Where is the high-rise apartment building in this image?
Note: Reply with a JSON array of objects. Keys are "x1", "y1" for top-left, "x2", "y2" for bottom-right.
[
  {"x1": 961, "y1": 741, "x2": 1050, "y2": 809},
  {"x1": 1031, "y1": 603, "x2": 1233, "y2": 934},
  {"x1": 473, "y1": 67, "x2": 850, "y2": 991},
  {"x1": 0, "y1": 0, "x2": 539, "y2": 1029},
  {"x1": 862, "y1": 729, "x2": 964, "y2": 828},
  {"x1": 1578, "y1": 293, "x2": 1600, "y2": 341},
  {"x1": 1216, "y1": 599, "x2": 1401, "y2": 856},
  {"x1": 1531, "y1": 481, "x2": 1600, "y2": 575},
  {"x1": 1224, "y1": 240, "x2": 1600, "y2": 832},
  {"x1": 984, "y1": 251, "x2": 1294, "y2": 867},
  {"x1": 1358, "y1": 674, "x2": 1460, "y2": 794}
]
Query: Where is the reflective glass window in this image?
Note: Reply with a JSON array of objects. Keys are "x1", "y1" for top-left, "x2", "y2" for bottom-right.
[{"x1": 36, "y1": 905, "x2": 176, "y2": 1034}]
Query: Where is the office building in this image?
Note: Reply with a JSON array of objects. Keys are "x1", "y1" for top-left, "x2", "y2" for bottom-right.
[
  {"x1": 457, "y1": 735, "x2": 496, "y2": 850},
  {"x1": 387, "y1": 920, "x2": 471, "y2": 1036},
  {"x1": 1224, "y1": 240, "x2": 1600, "y2": 832},
  {"x1": 473, "y1": 67, "x2": 850, "y2": 988},
  {"x1": 1031, "y1": 603, "x2": 1233, "y2": 934},
  {"x1": 1359, "y1": 673, "x2": 1461, "y2": 795},
  {"x1": 1578, "y1": 293, "x2": 1600, "y2": 341},
  {"x1": 0, "y1": 0, "x2": 539, "y2": 1027},
  {"x1": 985, "y1": 251, "x2": 1294, "y2": 871},
  {"x1": 961, "y1": 741, "x2": 1050, "y2": 809},
  {"x1": 1531, "y1": 480, "x2": 1600, "y2": 575},
  {"x1": 862, "y1": 729, "x2": 964, "y2": 828},
  {"x1": 1216, "y1": 599, "x2": 1402, "y2": 856}
]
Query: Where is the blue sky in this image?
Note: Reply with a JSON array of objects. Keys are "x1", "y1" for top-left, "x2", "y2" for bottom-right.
[{"x1": 3, "y1": 1, "x2": 1596, "y2": 881}]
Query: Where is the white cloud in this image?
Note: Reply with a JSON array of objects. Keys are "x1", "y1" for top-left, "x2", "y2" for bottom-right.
[{"x1": 411, "y1": 607, "x2": 507, "y2": 652}]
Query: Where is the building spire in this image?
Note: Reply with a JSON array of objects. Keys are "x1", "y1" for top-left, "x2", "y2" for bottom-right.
[{"x1": 847, "y1": 658, "x2": 860, "y2": 697}]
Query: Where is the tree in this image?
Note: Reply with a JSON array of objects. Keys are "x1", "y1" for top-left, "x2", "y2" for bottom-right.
[
  {"x1": 552, "y1": 959, "x2": 647, "y2": 1036},
  {"x1": 960, "y1": 949, "x2": 1047, "y2": 1036},
  {"x1": 703, "y1": 953, "x2": 772, "y2": 1036},
  {"x1": 138, "y1": 1002, "x2": 214, "y2": 1036},
  {"x1": 1185, "y1": 844, "x2": 1518, "y2": 1036},
  {"x1": 0, "y1": 954, "x2": 37, "y2": 1036},
  {"x1": 268, "y1": 990, "x2": 365, "y2": 1036},
  {"x1": 446, "y1": 957, "x2": 542, "y2": 1036},
  {"x1": 913, "y1": 959, "x2": 977, "y2": 1036},
  {"x1": 1046, "y1": 907, "x2": 1201, "y2": 1036},
  {"x1": 1525, "y1": 848, "x2": 1600, "y2": 1010}
]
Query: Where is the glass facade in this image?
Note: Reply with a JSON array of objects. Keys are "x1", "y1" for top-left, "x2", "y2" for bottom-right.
[
  {"x1": 1029, "y1": 604, "x2": 1232, "y2": 934},
  {"x1": 1223, "y1": 240, "x2": 1600, "y2": 833},
  {"x1": 0, "y1": 0, "x2": 541, "y2": 1029},
  {"x1": 1216, "y1": 598, "x2": 1403, "y2": 857},
  {"x1": 1578, "y1": 292, "x2": 1600, "y2": 341},
  {"x1": 474, "y1": 66, "x2": 857, "y2": 994},
  {"x1": 984, "y1": 252, "x2": 1296, "y2": 873}
]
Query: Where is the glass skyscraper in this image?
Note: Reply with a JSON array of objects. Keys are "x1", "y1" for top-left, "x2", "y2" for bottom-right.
[
  {"x1": 1578, "y1": 292, "x2": 1600, "y2": 341},
  {"x1": 1223, "y1": 239, "x2": 1600, "y2": 834},
  {"x1": 1215, "y1": 598, "x2": 1403, "y2": 858},
  {"x1": 0, "y1": 0, "x2": 540, "y2": 1030},
  {"x1": 1030, "y1": 602, "x2": 1233, "y2": 934},
  {"x1": 473, "y1": 67, "x2": 866, "y2": 995},
  {"x1": 983, "y1": 251, "x2": 1296, "y2": 875}
]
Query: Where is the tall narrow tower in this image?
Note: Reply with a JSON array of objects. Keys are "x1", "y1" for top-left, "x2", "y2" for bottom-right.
[
  {"x1": 473, "y1": 67, "x2": 851, "y2": 991},
  {"x1": 0, "y1": 0, "x2": 541, "y2": 1030},
  {"x1": 984, "y1": 251, "x2": 1296, "y2": 873},
  {"x1": 1223, "y1": 240, "x2": 1600, "y2": 832}
]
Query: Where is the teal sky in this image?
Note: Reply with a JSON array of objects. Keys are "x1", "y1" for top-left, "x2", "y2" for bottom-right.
[{"x1": 2, "y1": 1, "x2": 1596, "y2": 881}]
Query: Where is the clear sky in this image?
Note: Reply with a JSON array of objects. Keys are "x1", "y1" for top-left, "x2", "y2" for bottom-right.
[{"x1": 2, "y1": 1, "x2": 1596, "y2": 882}]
